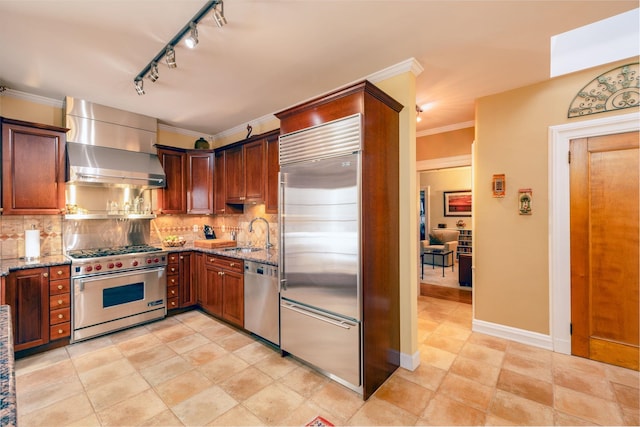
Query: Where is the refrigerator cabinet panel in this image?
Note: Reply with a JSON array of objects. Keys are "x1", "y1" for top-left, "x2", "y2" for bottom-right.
[{"x1": 280, "y1": 299, "x2": 361, "y2": 388}]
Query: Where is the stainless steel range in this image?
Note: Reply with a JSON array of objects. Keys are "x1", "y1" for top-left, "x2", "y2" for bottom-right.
[
  {"x1": 68, "y1": 244, "x2": 167, "y2": 343},
  {"x1": 64, "y1": 217, "x2": 168, "y2": 343}
]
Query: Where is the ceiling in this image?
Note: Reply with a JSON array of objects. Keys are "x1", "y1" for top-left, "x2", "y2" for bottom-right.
[{"x1": 0, "y1": 1, "x2": 636, "y2": 138}]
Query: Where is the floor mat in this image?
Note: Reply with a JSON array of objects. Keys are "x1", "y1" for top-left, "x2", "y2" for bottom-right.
[{"x1": 305, "y1": 416, "x2": 334, "y2": 427}]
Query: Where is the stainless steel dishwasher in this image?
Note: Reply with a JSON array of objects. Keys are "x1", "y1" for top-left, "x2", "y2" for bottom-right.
[{"x1": 244, "y1": 261, "x2": 280, "y2": 346}]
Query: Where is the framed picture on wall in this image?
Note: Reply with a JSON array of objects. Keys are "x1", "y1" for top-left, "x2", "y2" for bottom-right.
[{"x1": 444, "y1": 190, "x2": 472, "y2": 216}]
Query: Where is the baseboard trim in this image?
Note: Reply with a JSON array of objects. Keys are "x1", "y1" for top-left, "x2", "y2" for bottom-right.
[
  {"x1": 400, "y1": 350, "x2": 420, "y2": 371},
  {"x1": 472, "y1": 319, "x2": 553, "y2": 350}
]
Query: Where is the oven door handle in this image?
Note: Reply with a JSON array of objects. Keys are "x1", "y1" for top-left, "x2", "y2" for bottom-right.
[{"x1": 74, "y1": 266, "x2": 166, "y2": 292}]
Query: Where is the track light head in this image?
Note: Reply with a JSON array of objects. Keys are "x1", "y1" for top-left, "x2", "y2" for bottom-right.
[
  {"x1": 185, "y1": 23, "x2": 198, "y2": 48},
  {"x1": 212, "y1": 1, "x2": 227, "y2": 27},
  {"x1": 134, "y1": 79, "x2": 145, "y2": 95},
  {"x1": 165, "y1": 47, "x2": 177, "y2": 68},
  {"x1": 148, "y1": 62, "x2": 159, "y2": 82}
]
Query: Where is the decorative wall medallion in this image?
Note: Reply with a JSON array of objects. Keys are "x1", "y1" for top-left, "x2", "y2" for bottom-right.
[{"x1": 568, "y1": 62, "x2": 639, "y2": 118}]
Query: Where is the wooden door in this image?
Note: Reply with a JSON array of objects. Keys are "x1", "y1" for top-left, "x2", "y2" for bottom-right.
[
  {"x1": 179, "y1": 252, "x2": 196, "y2": 307},
  {"x1": 6, "y1": 267, "x2": 49, "y2": 351},
  {"x1": 203, "y1": 261, "x2": 223, "y2": 316},
  {"x1": 222, "y1": 270, "x2": 244, "y2": 327},
  {"x1": 244, "y1": 139, "x2": 266, "y2": 203},
  {"x1": 187, "y1": 151, "x2": 214, "y2": 214},
  {"x1": 2, "y1": 121, "x2": 66, "y2": 214},
  {"x1": 157, "y1": 148, "x2": 186, "y2": 214},
  {"x1": 224, "y1": 145, "x2": 245, "y2": 203},
  {"x1": 570, "y1": 131, "x2": 639, "y2": 370}
]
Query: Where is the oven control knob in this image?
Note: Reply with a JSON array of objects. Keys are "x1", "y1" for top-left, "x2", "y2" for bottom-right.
[
  {"x1": 86, "y1": 266, "x2": 93, "y2": 272},
  {"x1": 116, "y1": 262, "x2": 123, "y2": 268},
  {"x1": 154, "y1": 257, "x2": 160, "y2": 263},
  {"x1": 147, "y1": 259, "x2": 152, "y2": 264},
  {"x1": 132, "y1": 261, "x2": 139, "y2": 267},
  {"x1": 108, "y1": 263, "x2": 115, "y2": 269},
  {"x1": 95, "y1": 264, "x2": 102, "y2": 271}
]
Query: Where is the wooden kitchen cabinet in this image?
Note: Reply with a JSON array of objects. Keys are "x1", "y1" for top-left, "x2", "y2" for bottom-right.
[
  {"x1": 264, "y1": 131, "x2": 280, "y2": 213},
  {"x1": 157, "y1": 146, "x2": 214, "y2": 215},
  {"x1": 187, "y1": 151, "x2": 214, "y2": 214},
  {"x1": 214, "y1": 150, "x2": 242, "y2": 215},
  {"x1": 1, "y1": 118, "x2": 67, "y2": 215},
  {"x1": 223, "y1": 138, "x2": 266, "y2": 205},
  {"x1": 202, "y1": 255, "x2": 243, "y2": 327},
  {"x1": 157, "y1": 147, "x2": 187, "y2": 214},
  {"x1": 167, "y1": 251, "x2": 195, "y2": 311},
  {"x1": 6, "y1": 264, "x2": 71, "y2": 353}
]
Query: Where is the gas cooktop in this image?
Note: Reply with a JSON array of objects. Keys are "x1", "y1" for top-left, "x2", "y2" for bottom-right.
[{"x1": 67, "y1": 244, "x2": 163, "y2": 259}]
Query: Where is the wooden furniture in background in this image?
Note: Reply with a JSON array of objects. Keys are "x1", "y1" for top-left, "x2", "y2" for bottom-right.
[{"x1": 459, "y1": 254, "x2": 472, "y2": 287}]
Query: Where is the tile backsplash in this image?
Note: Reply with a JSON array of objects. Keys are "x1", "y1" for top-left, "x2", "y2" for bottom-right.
[{"x1": 0, "y1": 215, "x2": 63, "y2": 260}]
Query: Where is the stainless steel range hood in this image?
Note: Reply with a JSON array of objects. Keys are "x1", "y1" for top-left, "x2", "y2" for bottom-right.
[{"x1": 64, "y1": 96, "x2": 166, "y2": 189}]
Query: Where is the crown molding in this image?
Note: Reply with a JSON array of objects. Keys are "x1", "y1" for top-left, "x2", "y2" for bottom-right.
[
  {"x1": 1, "y1": 88, "x2": 63, "y2": 108},
  {"x1": 367, "y1": 57, "x2": 424, "y2": 83},
  {"x1": 417, "y1": 120, "x2": 475, "y2": 137}
]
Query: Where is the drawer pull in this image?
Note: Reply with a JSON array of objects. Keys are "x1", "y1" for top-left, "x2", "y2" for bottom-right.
[
  {"x1": 230, "y1": 263, "x2": 236, "y2": 267},
  {"x1": 58, "y1": 314, "x2": 63, "y2": 319},
  {"x1": 57, "y1": 270, "x2": 63, "y2": 275},
  {"x1": 57, "y1": 284, "x2": 63, "y2": 290},
  {"x1": 57, "y1": 329, "x2": 64, "y2": 335},
  {"x1": 43, "y1": 272, "x2": 49, "y2": 278},
  {"x1": 57, "y1": 299, "x2": 63, "y2": 305}
]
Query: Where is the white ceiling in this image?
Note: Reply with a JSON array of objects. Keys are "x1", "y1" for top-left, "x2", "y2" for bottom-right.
[{"x1": 0, "y1": 1, "x2": 636, "y2": 138}]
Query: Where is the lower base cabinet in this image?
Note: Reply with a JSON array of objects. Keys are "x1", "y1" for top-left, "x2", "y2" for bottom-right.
[
  {"x1": 201, "y1": 255, "x2": 244, "y2": 327},
  {"x1": 6, "y1": 265, "x2": 71, "y2": 352}
]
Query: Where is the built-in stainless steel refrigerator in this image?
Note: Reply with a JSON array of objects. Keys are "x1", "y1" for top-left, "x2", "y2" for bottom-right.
[{"x1": 279, "y1": 114, "x2": 362, "y2": 392}]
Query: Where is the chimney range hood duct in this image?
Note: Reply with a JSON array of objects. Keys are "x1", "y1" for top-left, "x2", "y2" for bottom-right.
[{"x1": 64, "y1": 96, "x2": 166, "y2": 189}]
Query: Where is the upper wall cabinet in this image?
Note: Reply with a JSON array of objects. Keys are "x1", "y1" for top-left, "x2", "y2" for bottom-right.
[
  {"x1": 221, "y1": 129, "x2": 279, "y2": 209},
  {"x1": 1, "y1": 118, "x2": 67, "y2": 215},
  {"x1": 157, "y1": 145, "x2": 214, "y2": 215}
]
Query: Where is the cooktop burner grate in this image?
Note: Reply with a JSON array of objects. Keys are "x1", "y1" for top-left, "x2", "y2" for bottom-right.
[{"x1": 67, "y1": 245, "x2": 163, "y2": 259}]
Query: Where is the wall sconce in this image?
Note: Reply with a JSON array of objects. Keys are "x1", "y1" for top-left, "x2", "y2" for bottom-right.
[{"x1": 416, "y1": 105, "x2": 423, "y2": 122}]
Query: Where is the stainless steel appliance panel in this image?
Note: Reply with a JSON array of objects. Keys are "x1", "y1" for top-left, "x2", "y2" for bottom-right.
[
  {"x1": 244, "y1": 261, "x2": 279, "y2": 345},
  {"x1": 72, "y1": 267, "x2": 166, "y2": 342},
  {"x1": 280, "y1": 153, "x2": 360, "y2": 320},
  {"x1": 280, "y1": 299, "x2": 360, "y2": 386}
]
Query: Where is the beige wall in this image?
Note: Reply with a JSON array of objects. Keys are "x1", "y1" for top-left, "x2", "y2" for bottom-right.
[
  {"x1": 0, "y1": 94, "x2": 64, "y2": 127},
  {"x1": 417, "y1": 127, "x2": 474, "y2": 161},
  {"x1": 474, "y1": 58, "x2": 639, "y2": 334}
]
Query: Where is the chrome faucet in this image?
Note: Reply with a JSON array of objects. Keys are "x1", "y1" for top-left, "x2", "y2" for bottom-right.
[{"x1": 248, "y1": 217, "x2": 273, "y2": 249}]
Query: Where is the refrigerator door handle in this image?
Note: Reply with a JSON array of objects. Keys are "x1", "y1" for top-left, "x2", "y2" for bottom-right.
[
  {"x1": 281, "y1": 301, "x2": 356, "y2": 329},
  {"x1": 278, "y1": 170, "x2": 285, "y2": 292},
  {"x1": 280, "y1": 278, "x2": 287, "y2": 291}
]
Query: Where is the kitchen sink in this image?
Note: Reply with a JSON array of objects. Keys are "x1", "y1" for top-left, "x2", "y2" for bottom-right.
[{"x1": 223, "y1": 247, "x2": 264, "y2": 253}]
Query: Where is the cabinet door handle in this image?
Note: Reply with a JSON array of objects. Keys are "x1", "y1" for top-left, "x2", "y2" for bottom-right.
[
  {"x1": 43, "y1": 272, "x2": 49, "y2": 278},
  {"x1": 56, "y1": 270, "x2": 63, "y2": 276},
  {"x1": 180, "y1": 256, "x2": 184, "y2": 260}
]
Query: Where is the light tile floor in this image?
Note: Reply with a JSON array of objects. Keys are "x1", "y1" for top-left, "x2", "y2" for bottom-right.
[{"x1": 15, "y1": 296, "x2": 639, "y2": 426}]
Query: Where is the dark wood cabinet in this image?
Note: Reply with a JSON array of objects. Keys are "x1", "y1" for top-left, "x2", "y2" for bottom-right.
[
  {"x1": 224, "y1": 138, "x2": 266, "y2": 204},
  {"x1": 6, "y1": 267, "x2": 49, "y2": 351},
  {"x1": 157, "y1": 147, "x2": 187, "y2": 214},
  {"x1": 265, "y1": 131, "x2": 280, "y2": 214},
  {"x1": 1, "y1": 119, "x2": 66, "y2": 215},
  {"x1": 187, "y1": 151, "x2": 214, "y2": 214},
  {"x1": 194, "y1": 252, "x2": 206, "y2": 305},
  {"x1": 458, "y1": 254, "x2": 472, "y2": 287},
  {"x1": 201, "y1": 255, "x2": 243, "y2": 327},
  {"x1": 275, "y1": 80, "x2": 403, "y2": 400},
  {"x1": 6, "y1": 265, "x2": 71, "y2": 352},
  {"x1": 157, "y1": 146, "x2": 214, "y2": 215},
  {"x1": 167, "y1": 252, "x2": 195, "y2": 311}
]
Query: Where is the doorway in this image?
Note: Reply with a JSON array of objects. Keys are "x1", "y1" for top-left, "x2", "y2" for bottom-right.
[{"x1": 570, "y1": 131, "x2": 639, "y2": 370}]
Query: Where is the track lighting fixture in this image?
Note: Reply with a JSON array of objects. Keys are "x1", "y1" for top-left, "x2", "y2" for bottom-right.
[
  {"x1": 165, "y1": 47, "x2": 177, "y2": 69},
  {"x1": 212, "y1": 1, "x2": 227, "y2": 27},
  {"x1": 184, "y1": 23, "x2": 199, "y2": 49},
  {"x1": 135, "y1": 79, "x2": 145, "y2": 95},
  {"x1": 133, "y1": 0, "x2": 226, "y2": 95},
  {"x1": 148, "y1": 62, "x2": 160, "y2": 82}
]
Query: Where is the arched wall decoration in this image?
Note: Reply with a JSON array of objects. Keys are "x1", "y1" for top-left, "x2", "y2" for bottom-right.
[{"x1": 568, "y1": 62, "x2": 639, "y2": 118}]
